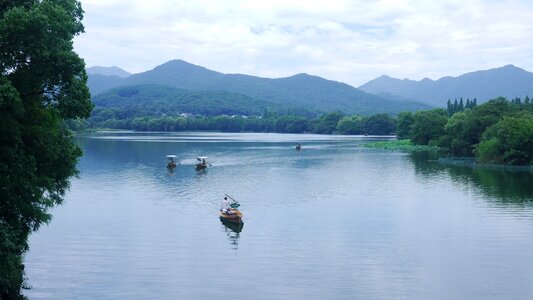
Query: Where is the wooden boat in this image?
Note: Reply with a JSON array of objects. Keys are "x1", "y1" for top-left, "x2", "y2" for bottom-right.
[
  {"x1": 166, "y1": 155, "x2": 177, "y2": 168},
  {"x1": 219, "y1": 208, "x2": 242, "y2": 223},
  {"x1": 195, "y1": 163, "x2": 207, "y2": 169},
  {"x1": 195, "y1": 156, "x2": 209, "y2": 169}
]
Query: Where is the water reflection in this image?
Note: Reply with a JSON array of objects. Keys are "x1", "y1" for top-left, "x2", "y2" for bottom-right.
[
  {"x1": 409, "y1": 152, "x2": 533, "y2": 204},
  {"x1": 220, "y1": 218, "x2": 243, "y2": 251},
  {"x1": 408, "y1": 152, "x2": 443, "y2": 176},
  {"x1": 166, "y1": 167, "x2": 176, "y2": 176},
  {"x1": 220, "y1": 218, "x2": 244, "y2": 233},
  {"x1": 447, "y1": 166, "x2": 533, "y2": 204},
  {"x1": 195, "y1": 168, "x2": 208, "y2": 176}
]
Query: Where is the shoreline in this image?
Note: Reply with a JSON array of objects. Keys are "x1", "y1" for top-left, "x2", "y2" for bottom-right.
[{"x1": 438, "y1": 157, "x2": 533, "y2": 172}]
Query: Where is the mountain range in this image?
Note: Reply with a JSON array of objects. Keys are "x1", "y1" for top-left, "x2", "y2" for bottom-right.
[
  {"x1": 87, "y1": 61, "x2": 533, "y2": 116},
  {"x1": 87, "y1": 60, "x2": 430, "y2": 116},
  {"x1": 359, "y1": 64, "x2": 533, "y2": 107}
]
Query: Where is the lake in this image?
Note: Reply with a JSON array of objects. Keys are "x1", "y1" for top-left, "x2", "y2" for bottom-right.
[{"x1": 25, "y1": 132, "x2": 533, "y2": 299}]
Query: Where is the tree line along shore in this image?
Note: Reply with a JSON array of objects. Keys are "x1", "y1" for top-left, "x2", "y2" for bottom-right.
[{"x1": 71, "y1": 97, "x2": 533, "y2": 166}]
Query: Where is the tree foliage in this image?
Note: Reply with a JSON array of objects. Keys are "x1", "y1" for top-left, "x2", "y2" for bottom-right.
[
  {"x1": 85, "y1": 110, "x2": 402, "y2": 136},
  {"x1": 0, "y1": 0, "x2": 92, "y2": 297},
  {"x1": 396, "y1": 112, "x2": 414, "y2": 139},
  {"x1": 336, "y1": 115, "x2": 364, "y2": 135},
  {"x1": 476, "y1": 115, "x2": 533, "y2": 165},
  {"x1": 363, "y1": 113, "x2": 396, "y2": 135},
  {"x1": 442, "y1": 97, "x2": 517, "y2": 155},
  {"x1": 409, "y1": 109, "x2": 448, "y2": 145},
  {"x1": 92, "y1": 84, "x2": 316, "y2": 118},
  {"x1": 401, "y1": 97, "x2": 533, "y2": 165}
]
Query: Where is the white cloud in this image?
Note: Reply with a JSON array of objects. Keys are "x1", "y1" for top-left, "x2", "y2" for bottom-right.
[{"x1": 75, "y1": 0, "x2": 533, "y2": 86}]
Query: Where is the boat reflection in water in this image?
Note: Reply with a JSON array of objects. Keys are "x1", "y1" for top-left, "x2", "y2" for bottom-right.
[
  {"x1": 195, "y1": 168, "x2": 207, "y2": 176},
  {"x1": 220, "y1": 217, "x2": 244, "y2": 233},
  {"x1": 220, "y1": 218, "x2": 243, "y2": 251}
]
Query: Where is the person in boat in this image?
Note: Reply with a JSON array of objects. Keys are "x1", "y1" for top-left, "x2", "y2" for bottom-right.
[
  {"x1": 221, "y1": 196, "x2": 234, "y2": 214},
  {"x1": 202, "y1": 158, "x2": 206, "y2": 165}
]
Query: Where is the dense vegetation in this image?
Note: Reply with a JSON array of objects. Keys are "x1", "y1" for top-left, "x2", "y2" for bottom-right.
[
  {"x1": 77, "y1": 110, "x2": 398, "y2": 135},
  {"x1": 0, "y1": 1, "x2": 92, "y2": 298},
  {"x1": 399, "y1": 97, "x2": 533, "y2": 165},
  {"x1": 92, "y1": 84, "x2": 316, "y2": 117}
]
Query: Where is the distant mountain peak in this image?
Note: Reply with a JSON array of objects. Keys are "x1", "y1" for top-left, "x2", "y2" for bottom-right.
[
  {"x1": 292, "y1": 72, "x2": 311, "y2": 77},
  {"x1": 160, "y1": 59, "x2": 196, "y2": 66},
  {"x1": 287, "y1": 73, "x2": 319, "y2": 80},
  {"x1": 359, "y1": 64, "x2": 533, "y2": 106},
  {"x1": 86, "y1": 66, "x2": 131, "y2": 78},
  {"x1": 502, "y1": 64, "x2": 517, "y2": 69},
  {"x1": 155, "y1": 59, "x2": 202, "y2": 69},
  {"x1": 497, "y1": 64, "x2": 527, "y2": 72},
  {"x1": 150, "y1": 59, "x2": 222, "y2": 76}
]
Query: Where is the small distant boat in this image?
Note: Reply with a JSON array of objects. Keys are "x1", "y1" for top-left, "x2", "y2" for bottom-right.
[
  {"x1": 166, "y1": 155, "x2": 177, "y2": 168},
  {"x1": 195, "y1": 156, "x2": 210, "y2": 169},
  {"x1": 295, "y1": 143, "x2": 302, "y2": 150}
]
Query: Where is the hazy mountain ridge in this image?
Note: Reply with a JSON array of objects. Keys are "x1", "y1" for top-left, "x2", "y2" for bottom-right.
[
  {"x1": 86, "y1": 66, "x2": 131, "y2": 78},
  {"x1": 359, "y1": 65, "x2": 533, "y2": 106},
  {"x1": 87, "y1": 59, "x2": 430, "y2": 115}
]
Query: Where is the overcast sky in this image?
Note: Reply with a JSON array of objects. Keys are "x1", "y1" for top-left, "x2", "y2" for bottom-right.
[{"x1": 75, "y1": 0, "x2": 533, "y2": 86}]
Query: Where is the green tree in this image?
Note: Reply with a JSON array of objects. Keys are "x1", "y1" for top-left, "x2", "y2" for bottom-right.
[
  {"x1": 476, "y1": 115, "x2": 533, "y2": 165},
  {"x1": 410, "y1": 109, "x2": 448, "y2": 145},
  {"x1": 442, "y1": 97, "x2": 517, "y2": 156},
  {"x1": 336, "y1": 115, "x2": 363, "y2": 135},
  {"x1": 0, "y1": 1, "x2": 92, "y2": 297},
  {"x1": 443, "y1": 110, "x2": 474, "y2": 155},
  {"x1": 396, "y1": 112, "x2": 414, "y2": 139},
  {"x1": 363, "y1": 113, "x2": 396, "y2": 135},
  {"x1": 312, "y1": 112, "x2": 344, "y2": 134}
]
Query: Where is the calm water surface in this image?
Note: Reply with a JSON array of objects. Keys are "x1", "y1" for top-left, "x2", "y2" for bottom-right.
[{"x1": 25, "y1": 132, "x2": 533, "y2": 299}]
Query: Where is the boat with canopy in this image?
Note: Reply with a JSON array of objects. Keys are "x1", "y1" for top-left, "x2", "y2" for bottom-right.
[
  {"x1": 195, "y1": 156, "x2": 210, "y2": 169},
  {"x1": 166, "y1": 155, "x2": 177, "y2": 168}
]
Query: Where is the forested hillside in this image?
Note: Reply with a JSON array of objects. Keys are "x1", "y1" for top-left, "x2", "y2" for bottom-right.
[
  {"x1": 87, "y1": 60, "x2": 430, "y2": 115},
  {"x1": 92, "y1": 84, "x2": 314, "y2": 117}
]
